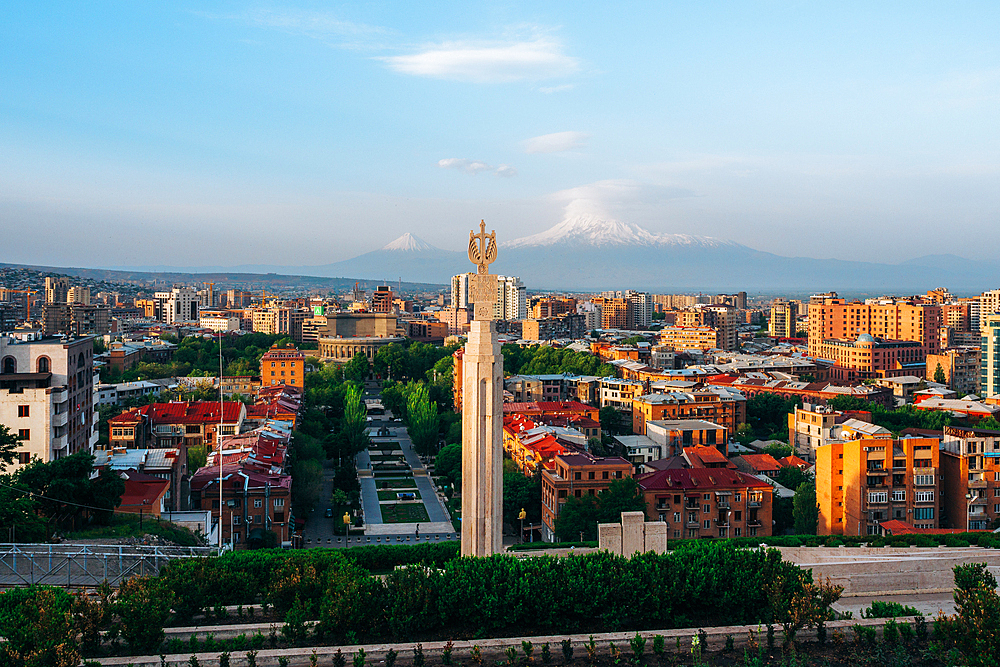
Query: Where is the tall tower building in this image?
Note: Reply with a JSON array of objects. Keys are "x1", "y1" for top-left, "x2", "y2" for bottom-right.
[
  {"x1": 981, "y1": 314, "x2": 1000, "y2": 398},
  {"x1": 45, "y1": 277, "x2": 69, "y2": 304},
  {"x1": 453, "y1": 273, "x2": 525, "y2": 320},
  {"x1": 769, "y1": 300, "x2": 799, "y2": 338}
]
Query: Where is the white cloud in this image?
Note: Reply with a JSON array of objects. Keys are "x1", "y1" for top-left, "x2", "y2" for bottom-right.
[
  {"x1": 522, "y1": 131, "x2": 589, "y2": 154},
  {"x1": 551, "y1": 179, "x2": 696, "y2": 218},
  {"x1": 438, "y1": 159, "x2": 517, "y2": 177},
  {"x1": 380, "y1": 38, "x2": 578, "y2": 83}
]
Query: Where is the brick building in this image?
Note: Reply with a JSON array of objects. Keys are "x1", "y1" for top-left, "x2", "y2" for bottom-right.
[
  {"x1": 540, "y1": 452, "x2": 633, "y2": 542},
  {"x1": 940, "y1": 426, "x2": 1000, "y2": 530},
  {"x1": 259, "y1": 344, "x2": 305, "y2": 389},
  {"x1": 637, "y1": 468, "x2": 774, "y2": 539}
]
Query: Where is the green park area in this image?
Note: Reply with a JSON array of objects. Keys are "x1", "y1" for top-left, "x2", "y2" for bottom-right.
[
  {"x1": 380, "y1": 502, "x2": 430, "y2": 523},
  {"x1": 377, "y1": 489, "x2": 422, "y2": 501}
]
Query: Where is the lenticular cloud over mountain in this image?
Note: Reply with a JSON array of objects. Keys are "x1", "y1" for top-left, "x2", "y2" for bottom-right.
[{"x1": 503, "y1": 213, "x2": 737, "y2": 249}]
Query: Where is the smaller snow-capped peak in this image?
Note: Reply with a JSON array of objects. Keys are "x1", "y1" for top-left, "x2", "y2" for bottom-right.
[
  {"x1": 502, "y1": 214, "x2": 735, "y2": 249},
  {"x1": 381, "y1": 233, "x2": 437, "y2": 252}
]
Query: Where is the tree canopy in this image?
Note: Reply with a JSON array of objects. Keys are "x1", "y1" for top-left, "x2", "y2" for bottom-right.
[
  {"x1": 554, "y1": 478, "x2": 647, "y2": 541},
  {"x1": 502, "y1": 344, "x2": 615, "y2": 377}
]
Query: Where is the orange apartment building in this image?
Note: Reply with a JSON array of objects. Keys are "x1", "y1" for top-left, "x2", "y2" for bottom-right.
[
  {"x1": 530, "y1": 297, "x2": 578, "y2": 319},
  {"x1": 637, "y1": 468, "x2": 774, "y2": 539},
  {"x1": 817, "y1": 437, "x2": 940, "y2": 536},
  {"x1": 807, "y1": 297, "x2": 943, "y2": 358},
  {"x1": 541, "y1": 452, "x2": 633, "y2": 541},
  {"x1": 259, "y1": 343, "x2": 305, "y2": 389},
  {"x1": 939, "y1": 426, "x2": 1000, "y2": 530},
  {"x1": 658, "y1": 326, "x2": 723, "y2": 352},
  {"x1": 810, "y1": 335, "x2": 924, "y2": 383},
  {"x1": 631, "y1": 391, "x2": 743, "y2": 435},
  {"x1": 591, "y1": 297, "x2": 631, "y2": 329}
]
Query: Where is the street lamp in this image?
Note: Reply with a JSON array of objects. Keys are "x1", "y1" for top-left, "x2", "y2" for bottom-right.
[
  {"x1": 518, "y1": 508, "x2": 526, "y2": 544},
  {"x1": 966, "y1": 492, "x2": 973, "y2": 531}
]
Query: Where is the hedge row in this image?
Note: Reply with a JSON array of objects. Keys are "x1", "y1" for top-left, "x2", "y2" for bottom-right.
[
  {"x1": 281, "y1": 543, "x2": 815, "y2": 642},
  {"x1": 160, "y1": 542, "x2": 460, "y2": 619}
]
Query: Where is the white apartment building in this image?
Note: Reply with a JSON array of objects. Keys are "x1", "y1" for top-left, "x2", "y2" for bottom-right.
[
  {"x1": 154, "y1": 287, "x2": 199, "y2": 324},
  {"x1": 199, "y1": 313, "x2": 242, "y2": 332},
  {"x1": 0, "y1": 334, "x2": 98, "y2": 472}
]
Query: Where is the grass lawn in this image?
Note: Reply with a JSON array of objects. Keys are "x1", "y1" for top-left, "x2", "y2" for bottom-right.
[
  {"x1": 66, "y1": 514, "x2": 203, "y2": 546},
  {"x1": 380, "y1": 503, "x2": 430, "y2": 524},
  {"x1": 378, "y1": 489, "x2": 422, "y2": 501},
  {"x1": 377, "y1": 478, "x2": 417, "y2": 489},
  {"x1": 369, "y1": 454, "x2": 406, "y2": 462}
]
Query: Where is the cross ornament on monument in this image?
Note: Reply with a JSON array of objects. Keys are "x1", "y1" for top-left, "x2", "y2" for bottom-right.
[{"x1": 467, "y1": 220, "x2": 499, "y2": 321}]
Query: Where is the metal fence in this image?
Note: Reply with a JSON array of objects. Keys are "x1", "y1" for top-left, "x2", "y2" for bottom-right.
[{"x1": 0, "y1": 543, "x2": 217, "y2": 588}]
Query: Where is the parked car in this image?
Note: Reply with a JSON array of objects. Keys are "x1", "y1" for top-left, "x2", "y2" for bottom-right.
[{"x1": 324, "y1": 508, "x2": 334, "y2": 518}]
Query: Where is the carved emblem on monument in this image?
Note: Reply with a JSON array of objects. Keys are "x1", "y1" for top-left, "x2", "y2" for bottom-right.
[{"x1": 468, "y1": 220, "x2": 499, "y2": 321}]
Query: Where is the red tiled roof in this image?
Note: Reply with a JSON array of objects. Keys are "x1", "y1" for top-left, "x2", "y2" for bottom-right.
[
  {"x1": 684, "y1": 446, "x2": 729, "y2": 465},
  {"x1": 638, "y1": 467, "x2": 772, "y2": 492},
  {"x1": 118, "y1": 470, "x2": 169, "y2": 509},
  {"x1": 778, "y1": 455, "x2": 811, "y2": 469},
  {"x1": 110, "y1": 401, "x2": 244, "y2": 425},
  {"x1": 740, "y1": 453, "x2": 782, "y2": 472}
]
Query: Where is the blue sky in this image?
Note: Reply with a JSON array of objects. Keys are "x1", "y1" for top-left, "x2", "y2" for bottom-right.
[{"x1": 2, "y1": 2, "x2": 998, "y2": 268}]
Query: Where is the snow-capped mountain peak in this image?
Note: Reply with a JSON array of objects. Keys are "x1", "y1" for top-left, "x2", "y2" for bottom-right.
[
  {"x1": 381, "y1": 233, "x2": 437, "y2": 252},
  {"x1": 502, "y1": 214, "x2": 734, "y2": 249}
]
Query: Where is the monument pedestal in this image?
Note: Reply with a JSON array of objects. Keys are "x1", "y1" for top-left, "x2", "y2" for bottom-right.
[{"x1": 461, "y1": 318, "x2": 503, "y2": 557}]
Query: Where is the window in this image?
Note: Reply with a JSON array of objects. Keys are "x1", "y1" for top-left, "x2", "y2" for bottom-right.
[
  {"x1": 254, "y1": 498, "x2": 262, "y2": 508},
  {"x1": 703, "y1": 504, "x2": 710, "y2": 513},
  {"x1": 915, "y1": 491, "x2": 934, "y2": 503},
  {"x1": 255, "y1": 514, "x2": 262, "y2": 523},
  {"x1": 574, "y1": 472, "x2": 581, "y2": 481},
  {"x1": 734, "y1": 493, "x2": 741, "y2": 502},
  {"x1": 914, "y1": 474, "x2": 934, "y2": 486},
  {"x1": 233, "y1": 515, "x2": 242, "y2": 524},
  {"x1": 703, "y1": 494, "x2": 711, "y2": 500},
  {"x1": 868, "y1": 491, "x2": 888, "y2": 504},
  {"x1": 274, "y1": 498, "x2": 285, "y2": 507},
  {"x1": 17, "y1": 429, "x2": 29, "y2": 441},
  {"x1": 892, "y1": 490, "x2": 906, "y2": 502},
  {"x1": 588, "y1": 472, "x2": 595, "y2": 480},
  {"x1": 575, "y1": 490, "x2": 581, "y2": 498},
  {"x1": 36, "y1": 357, "x2": 49, "y2": 373},
  {"x1": 602, "y1": 471, "x2": 609, "y2": 479},
  {"x1": 18, "y1": 452, "x2": 30, "y2": 464},
  {"x1": 673, "y1": 512, "x2": 680, "y2": 523},
  {"x1": 734, "y1": 511, "x2": 742, "y2": 521},
  {"x1": 913, "y1": 507, "x2": 935, "y2": 521},
  {"x1": 17, "y1": 405, "x2": 29, "y2": 418},
  {"x1": 703, "y1": 520, "x2": 711, "y2": 529}
]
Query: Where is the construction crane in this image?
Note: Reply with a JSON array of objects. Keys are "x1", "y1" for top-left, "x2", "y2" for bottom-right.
[{"x1": 4, "y1": 289, "x2": 39, "y2": 321}]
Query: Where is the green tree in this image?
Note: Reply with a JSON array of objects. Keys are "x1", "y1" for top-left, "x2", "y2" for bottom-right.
[
  {"x1": 554, "y1": 494, "x2": 601, "y2": 542},
  {"x1": 374, "y1": 343, "x2": 409, "y2": 382},
  {"x1": 17, "y1": 453, "x2": 123, "y2": 529},
  {"x1": 343, "y1": 354, "x2": 371, "y2": 383},
  {"x1": 435, "y1": 444, "x2": 462, "y2": 489},
  {"x1": 596, "y1": 478, "x2": 647, "y2": 523},
  {"x1": 763, "y1": 442, "x2": 793, "y2": 459},
  {"x1": 792, "y1": 480, "x2": 818, "y2": 535},
  {"x1": 342, "y1": 383, "x2": 370, "y2": 456},
  {"x1": 0, "y1": 585, "x2": 79, "y2": 667},
  {"x1": 0, "y1": 424, "x2": 21, "y2": 471},
  {"x1": 405, "y1": 382, "x2": 439, "y2": 456},
  {"x1": 599, "y1": 407, "x2": 629, "y2": 436},
  {"x1": 746, "y1": 393, "x2": 800, "y2": 440},
  {"x1": 774, "y1": 466, "x2": 810, "y2": 492},
  {"x1": 502, "y1": 470, "x2": 542, "y2": 529},
  {"x1": 934, "y1": 363, "x2": 947, "y2": 385},
  {"x1": 291, "y1": 459, "x2": 324, "y2": 516}
]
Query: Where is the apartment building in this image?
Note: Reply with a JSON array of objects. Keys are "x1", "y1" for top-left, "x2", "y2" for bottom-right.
[
  {"x1": 810, "y1": 335, "x2": 924, "y2": 383},
  {"x1": 788, "y1": 403, "x2": 892, "y2": 462},
  {"x1": 807, "y1": 297, "x2": 943, "y2": 358},
  {"x1": 522, "y1": 314, "x2": 586, "y2": 341},
  {"x1": 925, "y1": 348, "x2": 980, "y2": 395},
  {"x1": 108, "y1": 401, "x2": 246, "y2": 454},
  {"x1": 530, "y1": 297, "x2": 577, "y2": 319},
  {"x1": 259, "y1": 344, "x2": 305, "y2": 389},
  {"x1": 817, "y1": 437, "x2": 940, "y2": 536},
  {"x1": 0, "y1": 334, "x2": 98, "y2": 472},
  {"x1": 658, "y1": 326, "x2": 723, "y2": 352},
  {"x1": 637, "y1": 468, "x2": 773, "y2": 539},
  {"x1": 190, "y1": 462, "x2": 293, "y2": 548},
  {"x1": 451, "y1": 273, "x2": 526, "y2": 320},
  {"x1": 645, "y1": 419, "x2": 728, "y2": 459},
  {"x1": 939, "y1": 425, "x2": 1000, "y2": 530},
  {"x1": 199, "y1": 310, "x2": 242, "y2": 332},
  {"x1": 591, "y1": 296, "x2": 631, "y2": 329},
  {"x1": 540, "y1": 452, "x2": 633, "y2": 541},
  {"x1": 981, "y1": 314, "x2": 1000, "y2": 398},
  {"x1": 154, "y1": 287, "x2": 199, "y2": 324},
  {"x1": 770, "y1": 300, "x2": 799, "y2": 339},
  {"x1": 631, "y1": 391, "x2": 742, "y2": 436},
  {"x1": 370, "y1": 286, "x2": 394, "y2": 313}
]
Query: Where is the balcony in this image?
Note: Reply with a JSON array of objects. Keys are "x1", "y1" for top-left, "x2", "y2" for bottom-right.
[
  {"x1": 51, "y1": 411, "x2": 68, "y2": 428},
  {"x1": 866, "y1": 467, "x2": 888, "y2": 475},
  {"x1": 748, "y1": 500, "x2": 762, "y2": 508},
  {"x1": 685, "y1": 502, "x2": 700, "y2": 510},
  {"x1": 687, "y1": 520, "x2": 700, "y2": 528},
  {"x1": 969, "y1": 479, "x2": 988, "y2": 489},
  {"x1": 717, "y1": 500, "x2": 731, "y2": 509},
  {"x1": 51, "y1": 434, "x2": 68, "y2": 451},
  {"x1": 747, "y1": 519, "x2": 762, "y2": 527},
  {"x1": 715, "y1": 518, "x2": 730, "y2": 527}
]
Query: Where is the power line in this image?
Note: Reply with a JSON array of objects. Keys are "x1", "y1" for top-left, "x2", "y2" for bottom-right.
[{"x1": 0, "y1": 479, "x2": 136, "y2": 516}]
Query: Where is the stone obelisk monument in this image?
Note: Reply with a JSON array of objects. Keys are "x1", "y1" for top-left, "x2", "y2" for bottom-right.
[{"x1": 461, "y1": 220, "x2": 503, "y2": 557}]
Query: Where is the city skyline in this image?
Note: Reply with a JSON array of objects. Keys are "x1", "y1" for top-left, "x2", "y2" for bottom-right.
[{"x1": 2, "y1": 2, "x2": 999, "y2": 268}]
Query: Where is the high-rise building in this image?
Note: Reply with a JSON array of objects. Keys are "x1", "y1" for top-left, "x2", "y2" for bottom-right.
[
  {"x1": 451, "y1": 273, "x2": 525, "y2": 321},
  {"x1": 0, "y1": 334, "x2": 98, "y2": 473},
  {"x1": 67, "y1": 286, "x2": 90, "y2": 305},
  {"x1": 769, "y1": 300, "x2": 799, "y2": 338},
  {"x1": 45, "y1": 277, "x2": 69, "y2": 304},
  {"x1": 940, "y1": 426, "x2": 1000, "y2": 530},
  {"x1": 371, "y1": 286, "x2": 394, "y2": 313},
  {"x1": 980, "y1": 314, "x2": 1000, "y2": 398},
  {"x1": 591, "y1": 296, "x2": 631, "y2": 329},
  {"x1": 154, "y1": 287, "x2": 199, "y2": 324},
  {"x1": 807, "y1": 296, "x2": 943, "y2": 359},
  {"x1": 624, "y1": 291, "x2": 652, "y2": 328}
]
